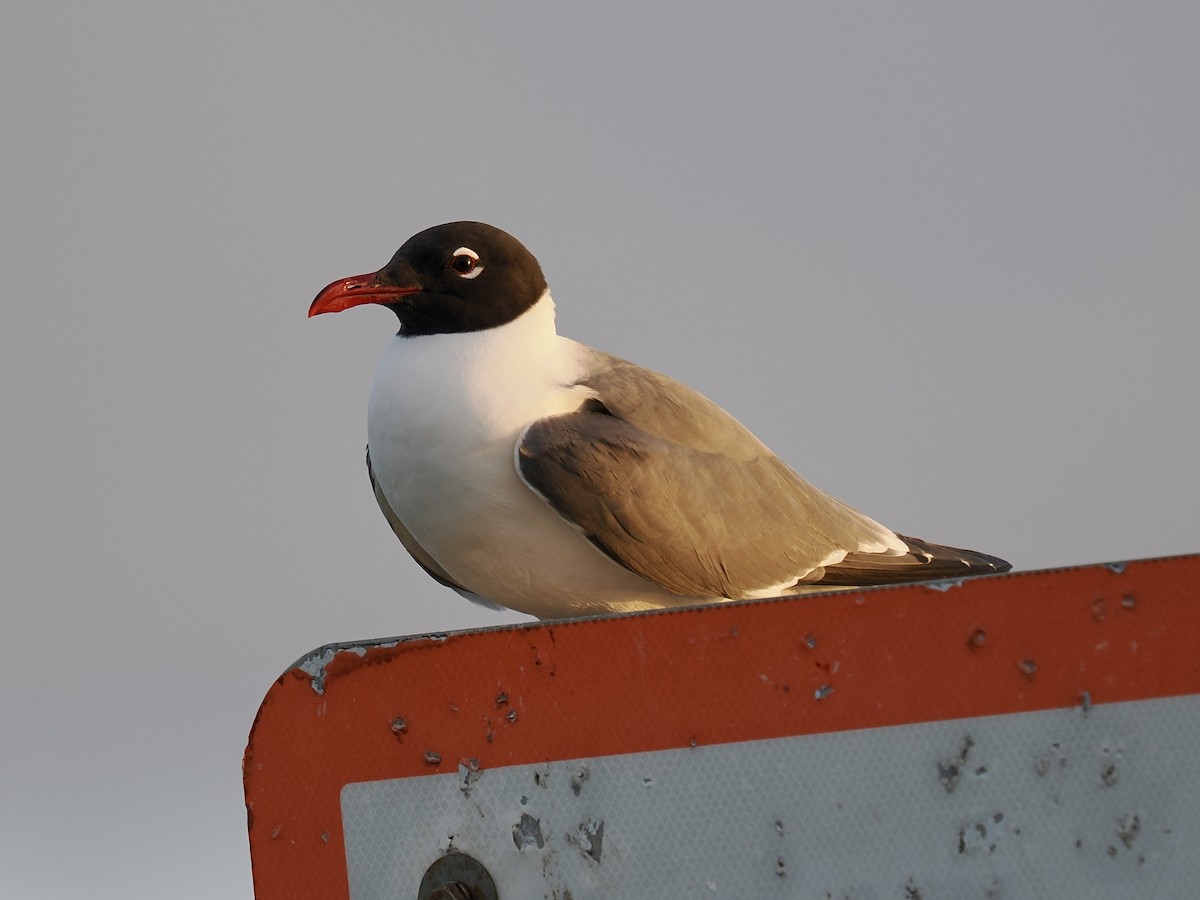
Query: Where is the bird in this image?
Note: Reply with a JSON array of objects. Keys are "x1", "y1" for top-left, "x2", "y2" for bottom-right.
[{"x1": 309, "y1": 221, "x2": 1010, "y2": 619}]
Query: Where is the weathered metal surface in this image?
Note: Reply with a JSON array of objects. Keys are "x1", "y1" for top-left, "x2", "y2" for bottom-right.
[
  {"x1": 245, "y1": 554, "x2": 1200, "y2": 899},
  {"x1": 341, "y1": 696, "x2": 1199, "y2": 898}
]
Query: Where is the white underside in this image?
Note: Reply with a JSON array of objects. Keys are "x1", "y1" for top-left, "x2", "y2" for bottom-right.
[{"x1": 367, "y1": 293, "x2": 719, "y2": 618}]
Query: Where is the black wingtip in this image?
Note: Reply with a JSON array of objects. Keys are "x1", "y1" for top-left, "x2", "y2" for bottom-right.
[
  {"x1": 897, "y1": 534, "x2": 1012, "y2": 575},
  {"x1": 814, "y1": 534, "x2": 1012, "y2": 587}
]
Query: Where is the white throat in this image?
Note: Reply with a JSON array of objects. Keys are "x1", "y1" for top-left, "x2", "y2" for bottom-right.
[{"x1": 369, "y1": 289, "x2": 580, "y2": 441}]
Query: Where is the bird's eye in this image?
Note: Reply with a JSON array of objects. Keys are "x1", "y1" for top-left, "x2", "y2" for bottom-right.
[{"x1": 449, "y1": 247, "x2": 483, "y2": 279}]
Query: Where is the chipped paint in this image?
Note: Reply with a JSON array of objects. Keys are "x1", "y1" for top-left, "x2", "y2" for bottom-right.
[
  {"x1": 295, "y1": 646, "x2": 360, "y2": 695},
  {"x1": 569, "y1": 818, "x2": 604, "y2": 864},
  {"x1": 293, "y1": 640, "x2": 400, "y2": 695},
  {"x1": 568, "y1": 766, "x2": 589, "y2": 796},
  {"x1": 457, "y1": 758, "x2": 482, "y2": 796},
  {"x1": 938, "y1": 735, "x2": 976, "y2": 793},
  {"x1": 925, "y1": 577, "x2": 968, "y2": 592},
  {"x1": 957, "y1": 811, "x2": 1015, "y2": 855},
  {"x1": 512, "y1": 813, "x2": 545, "y2": 850}
]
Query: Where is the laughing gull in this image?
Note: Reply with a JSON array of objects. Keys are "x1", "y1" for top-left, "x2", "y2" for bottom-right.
[{"x1": 310, "y1": 222, "x2": 1010, "y2": 619}]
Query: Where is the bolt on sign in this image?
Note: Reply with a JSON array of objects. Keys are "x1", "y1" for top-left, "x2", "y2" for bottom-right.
[{"x1": 245, "y1": 554, "x2": 1200, "y2": 899}]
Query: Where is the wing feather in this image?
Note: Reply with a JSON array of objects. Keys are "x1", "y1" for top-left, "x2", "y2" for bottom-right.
[{"x1": 517, "y1": 349, "x2": 1008, "y2": 598}]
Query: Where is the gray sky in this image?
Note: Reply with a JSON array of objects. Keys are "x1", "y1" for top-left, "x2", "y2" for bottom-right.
[{"x1": 2, "y1": 3, "x2": 1197, "y2": 897}]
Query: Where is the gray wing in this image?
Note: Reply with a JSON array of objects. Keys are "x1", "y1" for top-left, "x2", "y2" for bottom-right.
[
  {"x1": 516, "y1": 350, "x2": 1009, "y2": 598},
  {"x1": 367, "y1": 447, "x2": 504, "y2": 610}
]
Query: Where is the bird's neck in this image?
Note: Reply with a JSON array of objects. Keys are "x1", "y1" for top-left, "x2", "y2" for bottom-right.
[
  {"x1": 450, "y1": 289, "x2": 562, "y2": 380},
  {"x1": 370, "y1": 290, "x2": 583, "y2": 432}
]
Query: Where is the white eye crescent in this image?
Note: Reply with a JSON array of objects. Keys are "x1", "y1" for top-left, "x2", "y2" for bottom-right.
[{"x1": 449, "y1": 247, "x2": 483, "y2": 279}]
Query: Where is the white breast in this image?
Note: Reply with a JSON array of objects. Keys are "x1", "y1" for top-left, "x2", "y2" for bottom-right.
[{"x1": 366, "y1": 293, "x2": 697, "y2": 617}]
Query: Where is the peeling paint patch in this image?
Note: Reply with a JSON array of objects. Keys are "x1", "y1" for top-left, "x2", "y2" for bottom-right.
[
  {"x1": 512, "y1": 813, "x2": 545, "y2": 850},
  {"x1": 1099, "y1": 743, "x2": 1123, "y2": 787},
  {"x1": 458, "y1": 758, "x2": 482, "y2": 796},
  {"x1": 294, "y1": 642, "x2": 400, "y2": 695},
  {"x1": 939, "y1": 735, "x2": 976, "y2": 794},
  {"x1": 569, "y1": 766, "x2": 589, "y2": 796},
  {"x1": 958, "y1": 811, "x2": 1014, "y2": 855},
  {"x1": 300, "y1": 646, "x2": 357, "y2": 694},
  {"x1": 1034, "y1": 741, "x2": 1067, "y2": 777},
  {"x1": 926, "y1": 577, "x2": 967, "y2": 593},
  {"x1": 1117, "y1": 813, "x2": 1141, "y2": 849},
  {"x1": 570, "y1": 818, "x2": 604, "y2": 864}
]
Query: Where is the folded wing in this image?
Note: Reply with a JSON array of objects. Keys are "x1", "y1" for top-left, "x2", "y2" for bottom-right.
[{"x1": 516, "y1": 349, "x2": 1009, "y2": 598}]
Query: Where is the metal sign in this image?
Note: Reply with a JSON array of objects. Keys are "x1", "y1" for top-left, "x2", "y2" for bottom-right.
[{"x1": 245, "y1": 554, "x2": 1200, "y2": 899}]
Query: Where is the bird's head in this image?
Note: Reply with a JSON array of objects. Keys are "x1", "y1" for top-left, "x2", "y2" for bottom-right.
[{"x1": 309, "y1": 221, "x2": 548, "y2": 336}]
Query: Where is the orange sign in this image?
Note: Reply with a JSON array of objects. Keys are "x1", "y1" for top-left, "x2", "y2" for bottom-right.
[{"x1": 245, "y1": 554, "x2": 1200, "y2": 898}]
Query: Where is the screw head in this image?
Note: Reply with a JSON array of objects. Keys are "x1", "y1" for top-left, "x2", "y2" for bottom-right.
[{"x1": 417, "y1": 853, "x2": 497, "y2": 900}]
